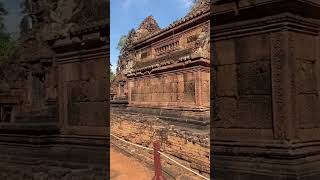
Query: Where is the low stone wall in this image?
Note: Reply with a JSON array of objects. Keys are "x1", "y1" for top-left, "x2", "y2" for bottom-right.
[
  {"x1": 0, "y1": 162, "x2": 105, "y2": 180},
  {"x1": 111, "y1": 105, "x2": 210, "y2": 126},
  {"x1": 0, "y1": 133, "x2": 107, "y2": 180},
  {"x1": 110, "y1": 112, "x2": 210, "y2": 177}
]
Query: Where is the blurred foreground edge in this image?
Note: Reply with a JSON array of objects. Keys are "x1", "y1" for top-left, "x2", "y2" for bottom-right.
[
  {"x1": 0, "y1": 0, "x2": 110, "y2": 179},
  {"x1": 211, "y1": 0, "x2": 320, "y2": 179}
]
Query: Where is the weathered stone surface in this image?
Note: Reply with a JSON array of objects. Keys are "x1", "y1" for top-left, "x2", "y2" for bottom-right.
[
  {"x1": 217, "y1": 64, "x2": 237, "y2": 96},
  {"x1": 111, "y1": 0, "x2": 210, "y2": 122},
  {"x1": 0, "y1": 163, "x2": 104, "y2": 180},
  {"x1": 110, "y1": 112, "x2": 210, "y2": 177},
  {"x1": 0, "y1": 0, "x2": 109, "y2": 178},
  {"x1": 237, "y1": 61, "x2": 271, "y2": 95},
  {"x1": 212, "y1": 0, "x2": 320, "y2": 179}
]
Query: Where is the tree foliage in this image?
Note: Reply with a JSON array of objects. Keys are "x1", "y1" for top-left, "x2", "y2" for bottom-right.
[
  {"x1": 0, "y1": 33, "x2": 16, "y2": 60},
  {"x1": 0, "y1": 2, "x2": 8, "y2": 30},
  {"x1": 110, "y1": 68, "x2": 115, "y2": 81},
  {"x1": 117, "y1": 35, "x2": 127, "y2": 51},
  {"x1": 0, "y1": 2, "x2": 16, "y2": 61}
]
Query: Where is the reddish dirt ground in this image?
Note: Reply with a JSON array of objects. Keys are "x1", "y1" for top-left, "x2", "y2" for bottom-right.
[{"x1": 110, "y1": 146, "x2": 154, "y2": 180}]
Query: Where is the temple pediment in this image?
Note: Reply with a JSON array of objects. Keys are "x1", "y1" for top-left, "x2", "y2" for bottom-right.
[{"x1": 135, "y1": 16, "x2": 161, "y2": 40}]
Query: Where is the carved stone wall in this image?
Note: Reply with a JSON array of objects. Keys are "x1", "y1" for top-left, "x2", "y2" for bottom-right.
[
  {"x1": 0, "y1": 0, "x2": 109, "y2": 178},
  {"x1": 128, "y1": 68, "x2": 209, "y2": 108},
  {"x1": 111, "y1": 113, "x2": 210, "y2": 175},
  {"x1": 212, "y1": 0, "x2": 320, "y2": 179},
  {"x1": 53, "y1": 25, "x2": 108, "y2": 136},
  {"x1": 215, "y1": 33, "x2": 272, "y2": 131},
  {"x1": 111, "y1": 3, "x2": 210, "y2": 112}
]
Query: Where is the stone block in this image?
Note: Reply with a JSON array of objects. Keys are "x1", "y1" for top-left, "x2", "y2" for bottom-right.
[
  {"x1": 293, "y1": 32, "x2": 317, "y2": 60},
  {"x1": 201, "y1": 80, "x2": 210, "y2": 105},
  {"x1": 144, "y1": 93, "x2": 152, "y2": 102},
  {"x1": 217, "y1": 64, "x2": 237, "y2": 97},
  {"x1": 296, "y1": 60, "x2": 317, "y2": 94},
  {"x1": 94, "y1": 59, "x2": 107, "y2": 80},
  {"x1": 237, "y1": 61, "x2": 271, "y2": 95},
  {"x1": 238, "y1": 95, "x2": 272, "y2": 129},
  {"x1": 215, "y1": 40, "x2": 236, "y2": 65},
  {"x1": 183, "y1": 72, "x2": 195, "y2": 82},
  {"x1": 63, "y1": 63, "x2": 80, "y2": 82},
  {"x1": 215, "y1": 97, "x2": 238, "y2": 128},
  {"x1": 79, "y1": 60, "x2": 95, "y2": 81},
  {"x1": 184, "y1": 81, "x2": 195, "y2": 102},
  {"x1": 235, "y1": 34, "x2": 270, "y2": 63},
  {"x1": 68, "y1": 101, "x2": 80, "y2": 126},
  {"x1": 298, "y1": 94, "x2": 320, "y2": 129}
]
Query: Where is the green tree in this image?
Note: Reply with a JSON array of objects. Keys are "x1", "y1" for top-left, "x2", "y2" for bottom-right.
[
  {"x1": 0, "y1": 33, "x2": 16, "y2": 60},
  {"x1": 117, "y1": 35, "x2": 127, "y2": 51},
  {"x1": 110, "y1": 64, "x2": 115, "y2": 81},
  {"x1": 110, "y1": 69, "x2": 115, "y2": 81},
  {"x1": 0, "y1": 2, "x2": 8, "y2": 31},
  {"x1": 0, "y1": 2, "x2": 16, "y2": 61}
]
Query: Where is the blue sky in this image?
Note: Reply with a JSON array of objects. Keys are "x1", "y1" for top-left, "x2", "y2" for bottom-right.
[
  {"x1": 110, "y1": 0, "x2": 194, "y2": 72},
  {"x1": 2, "y1": 0, "x2": 23, "y2": 39}
]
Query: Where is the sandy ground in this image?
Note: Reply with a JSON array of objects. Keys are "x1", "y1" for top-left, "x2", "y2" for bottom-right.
[{"x1": 110, "y1": 146, "x2": 154, "y2": 180}]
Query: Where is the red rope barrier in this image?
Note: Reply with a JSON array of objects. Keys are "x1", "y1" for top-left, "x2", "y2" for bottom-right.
[{"x1": 153, "y1": 140, "x2": 167, "y2": 180}]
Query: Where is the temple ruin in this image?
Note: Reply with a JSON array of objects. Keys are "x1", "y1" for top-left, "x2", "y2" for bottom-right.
[
  {"x1": 110, "y1": 0, "x2": 211, "y2": 178},
  {"x1": 111, "y1": 0, "x2": 210, "y2": 125}
]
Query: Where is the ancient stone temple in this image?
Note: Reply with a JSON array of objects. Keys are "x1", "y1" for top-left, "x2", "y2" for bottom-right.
[
  {"x1": 111, "y1": 0, "x2": 210, "y2": 125},
  {"x1": 212, "y1": 0, "x2": 320, "y2": 179},
  {"x1": 0, "y1": 0, "x2": 109, "y2": 178}
]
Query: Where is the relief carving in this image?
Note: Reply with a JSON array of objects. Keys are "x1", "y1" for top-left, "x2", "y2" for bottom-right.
[
  {"x1": 135, "y1": 16, "x2": 160, "y2": 40},
  {"x1": 192, "y1": 23, "x2": 210, "y2": 59},
  {"x1": 271, "y1": 32, "x2": 286, "y2": 140},
  {"x1": 111, "y1": 1, "x2": 210, "y2": 108}
]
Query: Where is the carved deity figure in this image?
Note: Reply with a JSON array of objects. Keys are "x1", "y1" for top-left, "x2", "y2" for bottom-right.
[
  {"x1": 22, "y1": 0, "x2": 84, "y2": 38},
  {"x1": 44, "y1": 0, "x2": 83, "y2": 37},
  {"x1": 192, "y1": 23, "x2": 210, "y2": 58}
]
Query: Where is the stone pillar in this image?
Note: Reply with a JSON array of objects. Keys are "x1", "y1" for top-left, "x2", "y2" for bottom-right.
[
  {"x1": 128, "y1": 80, "x2": 133, "y2": 103},
  {"x1": 195, "y1": 69, "x2": 202, "y2": 106},
  {"x1": 212, "y1": 0, "x2": 320, "y2": 179},
  {"x1": 50, "y1": 22, "x2": 108, "y2": 174},
  {"x1": 54, "y1": 32, "x2": 108, "y2": 137}
]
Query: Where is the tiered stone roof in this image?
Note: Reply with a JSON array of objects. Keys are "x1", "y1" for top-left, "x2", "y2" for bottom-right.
[
  {"x1": 117, "y1": 0, "x2": 210, "y2": 77},
  {"x1": 134, "y1": 0, "x2": 210, "y2": 44},
  {"x1": 135, "y1": 16, "x2": 161, "y2": 39}
]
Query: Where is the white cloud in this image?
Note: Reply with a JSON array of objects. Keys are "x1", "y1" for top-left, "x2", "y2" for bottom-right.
[
  {"x1": 178, "y1": 0, "x2": 194, "y2": 9},
  {"x1": 120, "y1": 0, "x2": 148, "y2": 10},
  {"x1": 111, "y1": 63, "x2": 117, "y2": 73},
  {"x1": 121, "y1": 0, "x2": 133, "y2": 9}
]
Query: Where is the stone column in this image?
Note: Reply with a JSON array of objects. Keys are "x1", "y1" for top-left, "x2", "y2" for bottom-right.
[
  {"x1": 212, "y1": 0, "x2": 320, "y2": 179},
  {"x1": 128, "y1": 80, "x2": 133, "y2": 103},
  {"x1": 195, "y1": 69, "x2": 203, "y2": 106}
]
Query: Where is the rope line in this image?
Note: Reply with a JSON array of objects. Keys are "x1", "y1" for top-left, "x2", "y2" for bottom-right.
[
  {"x1": 110, "y1": 133, "x2": 153, "y2": 151},
  {"x1": 158, "y1": 151, "x2": 210, "y2": 180},
  {"x1": 110, "y1": 133, "x2": 210, "y2": 180}
]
